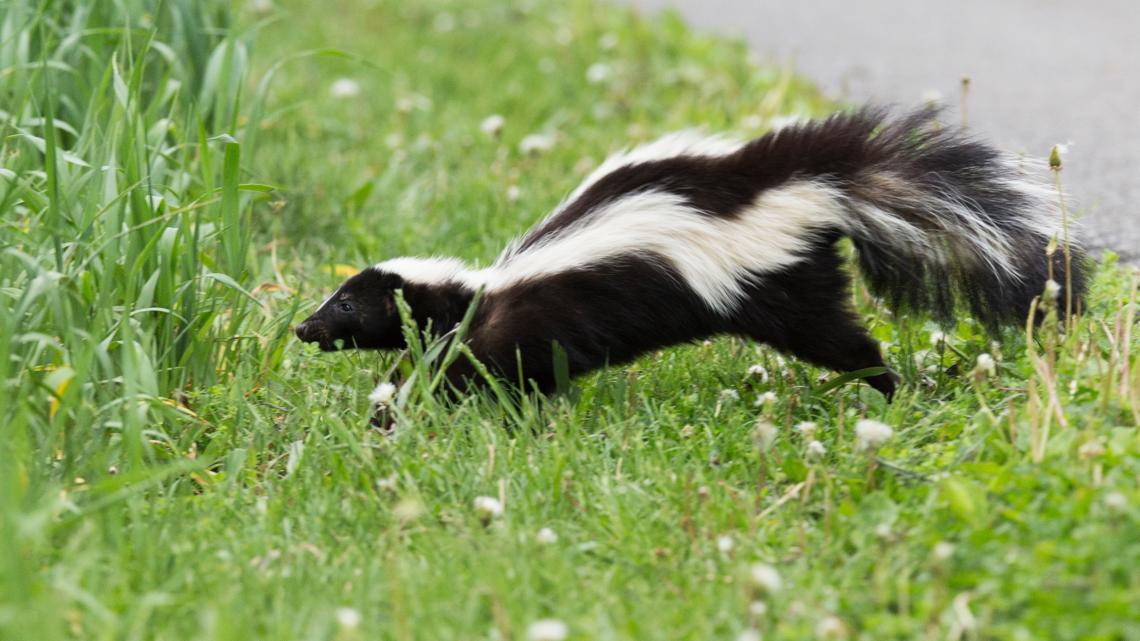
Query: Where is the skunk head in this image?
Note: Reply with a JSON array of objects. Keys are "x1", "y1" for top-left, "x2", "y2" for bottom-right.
[{"x1": 295, "y1": 268, "x2": 406, "y2": 351}]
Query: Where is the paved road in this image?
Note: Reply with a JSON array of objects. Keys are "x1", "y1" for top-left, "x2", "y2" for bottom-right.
[{"x1": 637, "y1": 0, "x2": 1139, "y2": 261}]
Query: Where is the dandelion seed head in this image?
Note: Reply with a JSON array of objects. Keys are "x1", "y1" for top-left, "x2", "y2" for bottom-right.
[
  {"x1": 806, "y1": 440, "x2": 826, "y2": 460},
  {"x1": 536, "y1": 527, "x2": 559, "y2": 544},
  {"x1": 526, "y1": 619, "x2": 569, "y2": 641},
  {"x1": 753, "y1": 420, "x2": 778, "y2": 451},
  {"x1": 480, "y1": 114, "x2": 505, "y2": 137},
  {"x1": 815, "y1": 615, "x2": 848, "y2": 639},
  {"x1": 932, "y1": 541, "x2": 955, "y2": 563},
  {"x1": 975, "y1": 353, "x2": 996, "y2": 376},
  {"x1": 519, "y1": 133, "x2": 555, "y2": 154},
  {"x1": 719, "y1": 388, "x2": 740, "y2": 402},
  {"x1": 1104, "y1": 491, "x2": 1127, "y2": 511},
  {"x1": 748, "y1": 562, "x2": 782, "y2": 595},
  {"x1": 854, "y1": 419, "x2": 893, "y2": 451},
  {"x1": 716, "y1": 535, "x2": 735, "y2": 553},
  {"x1": 369, "y1": 382, "x2": 397, "y2": 407},
  {"x1": 793, "y1": 421, "x2": 817, "y2": 438},
  {"x1": 1044, "y1": 279, "x2": 1061, "y2": 300},
  {"x1": 473, "y1": 496, "x2": 504, "y2": 519},
  {"x1": 754, "y1": 391, "x2": 779, "y2": 408},
  {"x1": 586, "y1": 62, "x2": 612, "y2": 84},
  {"x1": 329, "y1": 78, "x2": 361, "y2": 98},
  {"x1": 736, "y1": 629, "x2": 762, "y2": 641},
  {"x1": 335, "y1": 607, "x2": 362, "y2": 629}
]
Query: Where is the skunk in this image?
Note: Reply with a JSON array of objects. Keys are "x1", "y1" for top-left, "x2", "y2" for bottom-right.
[{"x1": 295, "y1": 107, "x2": 1085, "y2": 398}]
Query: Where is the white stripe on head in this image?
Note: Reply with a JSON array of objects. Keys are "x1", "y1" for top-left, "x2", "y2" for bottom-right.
[{"x1": 374, "y1": 256, "x2": 485, "y2": 289}]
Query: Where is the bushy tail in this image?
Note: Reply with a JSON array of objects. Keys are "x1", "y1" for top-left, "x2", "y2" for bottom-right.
[{"x1": 785, "y1": 107, "x2": 1087, "y2": 329}]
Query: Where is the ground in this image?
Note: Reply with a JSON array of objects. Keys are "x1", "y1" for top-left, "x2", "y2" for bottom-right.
[{"x1": 1, "y1": 1, "x2": 1137, "y2": 640}]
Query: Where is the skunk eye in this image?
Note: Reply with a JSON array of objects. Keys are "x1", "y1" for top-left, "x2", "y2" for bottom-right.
[{"x1": 337, "y1": 301, "x2": 354, "y2": 314}]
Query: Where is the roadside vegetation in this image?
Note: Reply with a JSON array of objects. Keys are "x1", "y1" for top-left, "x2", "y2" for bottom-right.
[{"x1": 1, "y1": 1, "x2": 1136, "y2": 639}]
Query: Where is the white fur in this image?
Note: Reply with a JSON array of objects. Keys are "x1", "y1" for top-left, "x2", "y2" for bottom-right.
[
  {"x1": 377, "y1": 181, "x2": 850, "y2": 315},
  {"x1": 374, "y1": 256, "x2": 486, "y2": 289},
  {"x1": 372, "y1": 136, "x2": 1068, "y2": 316},
  {"x1": 497, "y1": 130, "x2": 747, "y2": 263},
  {"x1": 565, "y1": 130, "x2": 744, "y2": 205}
]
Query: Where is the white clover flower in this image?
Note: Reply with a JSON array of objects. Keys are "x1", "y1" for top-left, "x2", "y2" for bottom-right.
[
  {"x1": 932, "y1": 541, "x2": 955, "y2": 563},
  {"x1": 1044, "y1": 279, "x2": 1061, "y2": 300},
  {"x1": 480, "y1": 114, "x2": 505, "y2": 137},
  {"x1": 1104, "y1": 491, "x2": 1127, "y2": 511},
  {"x1": 536, "y1": 527, "x2": 559, "y2": 544},
  {"x1": 874, "y1": 523, "x2": 892, "y2": 540},
  {"x1": 854, "y1": 419, "x2": 893, "y2": 451},
  {"x1": 719, "y1": 388, "x2": 740, "y2": 402},
  {"x1": 519, "y1": 133, "x2": 555, "y2": 154},
  {"x1": 393, "y1": 498, "x2": 423, "y2": 523},
  {"x1": 736, "y1": 629, "x2": 762, "y2": 641},
  {"x1": 793, "y1": 421, "x2": 818, "y2": 439},
  {"x1": 474, "y1": 496, "x2": 503, "y2": 519},
  {"x1": 506, "y1": 185, "x2": 522, "y2": 201},
  {"x1": 599, "y1": 32, "x2": 619, "y2": 50},
  {"x1": 747, "y1": 364, "x2": 769, "y2": 382},
  {"x1": 748, "y1": 600, "x2": 768, "y2": 617},
  {"x1": 335, "y1": 607, "x2": 362, "y2": 629},
  {"x1": 930, "y1": 330, "x2": 946, "y2": 347},
  {"x1": 975, "y1": 353, "x2": 996, "y2": 376},
  {"x1": 815, "y1": 615, "x2": 848, "y2": 639},
  {"x1": 754, "y1": 391, "x2": 778, "y2": 408},
  {"x1": 526, "y1": 619, "x2": 569, "y2": 641},
  {"x1": 753, "y1": 420, "x2": 778, "y2": 451},
  {"x1": 329, "y1": 78, "x2": 361, "y2": 98},
  {"x1": 748, "y1": 562, "x2": 782, "y2": 595},
  {"x1": 716, "y1": 535, "x2": 735, "y2": 554},
  {"x1": 806, "y1": 440, "x2": 826, "y2": 460},
  {"x1": 586, "y1": 62, "x2": 612, "y2": 84},
  {"x1": 369, "y1": 382, "x2": 397, "y2": 407}
]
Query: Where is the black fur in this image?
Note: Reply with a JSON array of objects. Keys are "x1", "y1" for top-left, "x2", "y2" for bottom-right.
[{"x1": 297, "y1": 107, "x2": 1087, "y2": 399}]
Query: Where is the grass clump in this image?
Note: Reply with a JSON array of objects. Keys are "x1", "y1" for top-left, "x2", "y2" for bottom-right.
[{"x1": 2, "y1": 1, "x2": 1137, "y2": 639}]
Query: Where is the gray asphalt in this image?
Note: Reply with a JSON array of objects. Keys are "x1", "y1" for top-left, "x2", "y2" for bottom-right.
[{"x1": 637, "y1": 0, "x2": 1139, "y2": 261}]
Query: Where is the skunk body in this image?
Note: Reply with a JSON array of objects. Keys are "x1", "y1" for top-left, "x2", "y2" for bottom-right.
[{"x1": 296, "y1": 107, "x2": 1086, "y2": 397}]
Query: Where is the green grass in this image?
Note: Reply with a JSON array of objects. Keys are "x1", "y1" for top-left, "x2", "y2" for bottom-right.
[{"x1": 2, "y1": 1, "x2": 1138, "y2": 639}]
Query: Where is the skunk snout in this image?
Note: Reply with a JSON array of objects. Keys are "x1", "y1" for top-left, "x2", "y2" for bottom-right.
[{"x1": 294, "y1": 320, "x2": 317, "y2": 342}]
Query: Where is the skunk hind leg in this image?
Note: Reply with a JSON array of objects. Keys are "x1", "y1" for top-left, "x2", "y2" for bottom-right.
[{"x1": 736, "y1": 253, "x2": 898, "y2": 398}]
